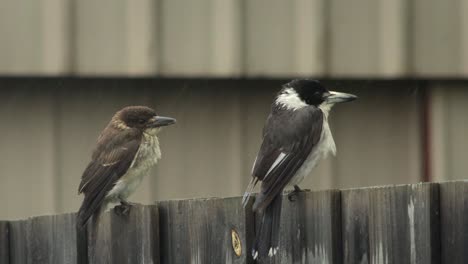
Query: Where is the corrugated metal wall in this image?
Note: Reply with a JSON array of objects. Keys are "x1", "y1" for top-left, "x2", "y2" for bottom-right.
[
  {"x1": 0, "y1": 0, "x2": 467, "y2": 76},
  {"x1": 0, "y1": 1, "x2": 467, "y2": 220}
]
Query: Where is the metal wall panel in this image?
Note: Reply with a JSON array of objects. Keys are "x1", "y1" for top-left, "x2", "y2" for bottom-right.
[
  {"x1": 329, "y1": 0, "x2": 408, "y2": 76},
  {"x1": 0, "y1": 87, "x2": 57, "y2": 219},
  {"x1": 151, "y1": 84, "x2": 244, "y2": 200},
  {"x1": 75, "y1": 0, "x2": 158, "y2": 75},
  {"x1": 159, "y1": 0, "x2": 242, "y2": 76},
  {"x1": 430, "y1": 84, "x2": 468, "y2": 181},
  {"x1": 245, "y1": 0, "x2": 326, "y2": 76},
  {"x1": 330, "y1": 82, "x2": 422, "y2": 187},
  {"x1": 0, "y1": 0, "x2": 70, "y2": 74},
  {"x1": 412, "y1": 0, "x2": 464, "y2": 76},
  {"x1": 0, "y1": 1, "x2": 468, "y2": 77}
]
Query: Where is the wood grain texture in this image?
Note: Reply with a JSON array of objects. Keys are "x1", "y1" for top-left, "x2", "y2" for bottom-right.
[
  {"x1": 440, "y1": 181, "x2": 468, "y2": 263},
  {"x1": 158, "y1": 196, "x2": 254, "y2": 264},
  {"x1": 258, "y1": 190, "x2": 342, "y2": 264},
  {"x1": 369, "y1": 184, "x2": 440, "y2": 264},
  {"x1": 341, "y1": 188, "x2": 370, "y2": 264},
  {"x1": 0, "y1": 221, "x2": 9, "y2": 264},
  {"x1": 9, "y1": 213, "x2": 83, "y2": 264},
  {"x1": 8, "y1": 219, "x2": 28, "y2": 264},
  {"x1": 87, "y1": 204, "x2": 159, "y2": 264}
]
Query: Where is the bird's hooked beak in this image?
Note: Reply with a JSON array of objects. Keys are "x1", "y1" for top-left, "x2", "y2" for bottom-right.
[
  {"x1": 326, "y1": 91, "x2": 357, "y2": 104},
  {"x1": 149, "y1": 116, "x2": 177, "y2": 127}
]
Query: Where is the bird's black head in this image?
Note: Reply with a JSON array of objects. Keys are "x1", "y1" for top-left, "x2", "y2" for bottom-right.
[
  {"x1": 114, "y1": 106, "x2": 176, "y2": 130},
  {"x1": 286, "y1": 79, "x2": 329, "y2": 106},
  {"x1": 279, "y1": 79, "x2": 357, "y2": 111}
]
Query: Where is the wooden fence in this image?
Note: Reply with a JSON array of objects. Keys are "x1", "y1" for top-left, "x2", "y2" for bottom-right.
[{"x1": 1, "y1": 181, "x2": 467, "y2": 263}]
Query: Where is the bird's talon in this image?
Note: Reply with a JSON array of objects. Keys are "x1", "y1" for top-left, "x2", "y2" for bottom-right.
[
  {"x1": 288, "y1": 192, "x2": 297, "y2": 202},
  {"x1": 288, "y1": 185, "x2": 310, "y2": 202},
  {"x1": 114, "y1": 202, "x2": 132, "y2": 216}
]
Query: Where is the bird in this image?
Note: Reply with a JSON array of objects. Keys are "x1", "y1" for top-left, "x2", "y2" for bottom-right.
[
  {"x1": 242, "y1": 79, "x2": 357, "y2": 260},
  {"x1": 76, "y1": 106, "x2": 176, "y2": 228}
]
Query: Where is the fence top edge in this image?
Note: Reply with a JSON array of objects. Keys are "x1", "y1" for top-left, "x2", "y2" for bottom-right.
[
  {"x1": 340, "y1": 181, "x2": 446, "y2": 193},
  {"x1": 4, "y1": 180, "x2": 468, "y2": 221}
]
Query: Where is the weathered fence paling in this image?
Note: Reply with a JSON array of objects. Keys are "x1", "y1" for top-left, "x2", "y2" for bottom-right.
[
  {"x1": 263, "y1": 190, "x2": 342, "y2": 263},
  {"x1": 440, "y1": 182, "x2": 468, "y2": 264},
  {"x1": 158, "y1": 197, "x2": 253, "y2": 264},
  {"x1": 8, "y1": 213, "x2": 80, "y2": 264},
  {"x1": 0, "y1": 221, "x2": 8, "y2": 264},
  {"x1": 87, "y1": 205, "x2": 159, "y2": 264},
  {"x1": 1, "y1": 181, "x2": 468, "y2": 263}
]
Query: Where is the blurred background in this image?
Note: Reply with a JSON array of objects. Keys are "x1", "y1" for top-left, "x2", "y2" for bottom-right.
[{"x1": 0, "y1": 0, "x2": 467, "y2": 220}]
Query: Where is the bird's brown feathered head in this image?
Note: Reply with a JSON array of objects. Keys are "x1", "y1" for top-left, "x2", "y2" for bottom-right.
[{"x1": 111, "y1": 106, "x2": 176, "y2": 131}]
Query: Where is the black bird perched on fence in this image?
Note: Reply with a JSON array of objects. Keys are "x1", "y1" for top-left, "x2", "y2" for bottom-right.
[
  {"x1": 242, "y1": 79, "x2": 356, "y2": 260},
  {"x1": 77, "y1": 106, "x2": 176, "y2": 228}
]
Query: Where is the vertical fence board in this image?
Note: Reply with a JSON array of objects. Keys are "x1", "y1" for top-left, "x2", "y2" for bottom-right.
[
  {"x1": 158, "y1": 197, "x2": 253, "y2": 264},
  {"x1": 370, "y1": 184, "x2": 440, "y2": 264},
  {"x1": 341, "y1": 188, "x2": 370, "y2": 264},
  {"x1": 87, "y1": 204, "x2": 159, "y2": 264},
  {"x1": 9, "y1": 213, "x2": 82, "y2": 264},
  {"x1": 29, "y1": 213, "x2": 82, "y2": 264},
  {"x1": 9, "y1": 220, "x2": 28, "y2": 264},
  {"x1": 0, "y1": 221, "x2": 9, "y2": 264},
  {"x1": 343, "y1": 183, "x2": 439, "y2": 264},
  {"x1": 261, "y1": 190, "x2": 342, "y2": 263},
  {"x1": 440, "y1": 181, "x2": 468, "y2": 263}
]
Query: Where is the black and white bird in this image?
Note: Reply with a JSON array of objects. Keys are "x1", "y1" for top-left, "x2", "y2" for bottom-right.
[
  {"x1": 242, "y1": 79, "x2": 356, "y2": 260},
  {"x1": 77, "y1": 106, "x2": 176, "y2": 228}
]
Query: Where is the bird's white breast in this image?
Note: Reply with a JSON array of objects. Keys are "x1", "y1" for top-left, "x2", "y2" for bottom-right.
[
  {"x1": 289, "y1": 118, "x2": 336, "y2": 186},
  {"x1": 106, "y1": 132, "x2": 161, "y2": 202}
]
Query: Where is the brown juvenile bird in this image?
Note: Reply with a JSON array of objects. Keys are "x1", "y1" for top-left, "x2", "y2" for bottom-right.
[{"x1": 77, "y1": 106, "x2": 176, "y2": 228}]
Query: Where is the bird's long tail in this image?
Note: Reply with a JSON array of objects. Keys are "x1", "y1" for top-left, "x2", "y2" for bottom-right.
[
  {"x1": 76, "y1": 202, "x2": 94, "y2": 229},
  {"x1": 76, "y1": 193, "x2": 107, "y2": 229},
  {"x1": 253, "y1": 194, "x2": 282, "y2": 260},
  {"x1": 242, "y1": 177, "x2": 258, "y2": 207}
]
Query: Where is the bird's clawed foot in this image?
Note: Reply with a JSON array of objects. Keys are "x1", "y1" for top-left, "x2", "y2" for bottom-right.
[
  {"x1": 114, "y1": 200, "x2": 133, "y2": 216},
  {"x1": 287, "y1": 185, "x2": 310, "y2": 202}
]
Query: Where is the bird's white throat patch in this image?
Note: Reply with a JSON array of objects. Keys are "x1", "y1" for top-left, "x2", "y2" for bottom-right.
[
  {"x1": 145, "y1": 127, "x2": 161, "y2": 136},
  {"x1": 275, "y1": 88, "x2": 308, "y2": 111},
  {"x1": 318, "y1": 101, "x2": 333, "y2": 118}
]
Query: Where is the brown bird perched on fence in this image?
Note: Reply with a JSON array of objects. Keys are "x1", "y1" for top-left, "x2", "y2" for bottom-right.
[{"x1": 77, "y1": 106, "x2": 176, "y2": 228}]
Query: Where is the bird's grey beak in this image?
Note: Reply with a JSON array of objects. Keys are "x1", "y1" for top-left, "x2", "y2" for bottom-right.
[
  {"x1": 326, "y1": 91, "x2": 357, "y2": 104},
  {"x1": 150, "y1": 116, "x2": 176, "y2": 127}
]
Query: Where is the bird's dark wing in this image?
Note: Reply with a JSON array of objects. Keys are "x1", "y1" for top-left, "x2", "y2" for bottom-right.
[
  {"x1": 77, "y1": 127, "x2": 141, "y2": 228},
  {"x1": 244, "y1": 105, "x2": 324, "y2": 212}
]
